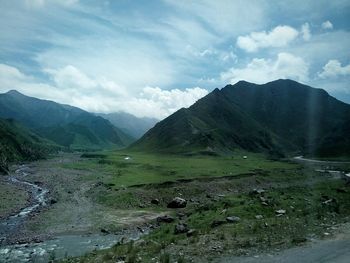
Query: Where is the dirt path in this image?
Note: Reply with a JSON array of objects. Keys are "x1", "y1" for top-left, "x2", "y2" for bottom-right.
[
  {"x1": 293, "y1": 156, "x2": 350, "y2": 164},
  {"x1": 219, "y1": 223, "x2": 350, "y2": 263}
]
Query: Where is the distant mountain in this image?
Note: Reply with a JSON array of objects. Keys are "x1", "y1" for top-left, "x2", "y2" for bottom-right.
[
  {"x1": 0, "y1": 118, "x2": 58, "y2": 173},
  {"x1": 98, "y1": 112, "x2": 158, "y2": 139},
  {"x1": 0, "y1": 90, "x2": 134, "y2": 150},
  {"x1": 132, "y1": 79, "x2": 350, "y2": 157}
]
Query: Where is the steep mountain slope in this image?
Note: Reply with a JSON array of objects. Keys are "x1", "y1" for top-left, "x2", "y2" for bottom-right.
[
  {"x1": 0, "y1": 90, "x2": 134, "y2": 150},
  {"x1": 222, "y1": 79, "x2": 350, "y2": 155},
  {"x1": 98, "y1": 112, "x2": 158, "y2": 138},
  {"x1": 0, "y1": 118, "x2": 58, "y2": 173},
  {"x1": 133, "y1": 88, "x2": 284, "y2": 156},
  {"x1": 132, "y1": 79, "x2": 350, "y2": 157}
]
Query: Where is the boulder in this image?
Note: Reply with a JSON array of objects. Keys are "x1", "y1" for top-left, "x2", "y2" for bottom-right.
[
  {"x1": 275, "y1": 209, "x2": 286, "y2": 216},
  {"x1": 174, "y1": 223, "x2": 188, "y2": 234},
  {"x1": 211, "y1": 220, "x2": 226, "y2": 228},
  {"x1": 151, "y1": 199, "x2": 160, "y2": 205},
  {"x1": 167, "y1": 197, "x2": 187, "y2": 208},
  {"x1": 255, "y1": 215, "x2": 263, "y2": 220},
  {"x1": 226, "y1": 216, "x2": 241, "y2": 223},
  {"x1": 186, "y1": 229, "x2": 197, "y2": 237},
  {"x1": 156, "y1": 215, "x2": 174, "y2": 223}
]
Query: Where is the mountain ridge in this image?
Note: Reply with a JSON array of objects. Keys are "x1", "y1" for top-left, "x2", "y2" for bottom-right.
[
  {"x1": 131, "y1": 79, "x2": 350, "y2": 157},
  {"x1": 0, "y1": 90, "x2": 134, "y2": 150}
]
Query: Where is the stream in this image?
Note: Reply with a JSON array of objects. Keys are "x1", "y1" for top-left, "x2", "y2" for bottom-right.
[{"x1": 0, "y1": 165, "x2": 144, "y2": 262}]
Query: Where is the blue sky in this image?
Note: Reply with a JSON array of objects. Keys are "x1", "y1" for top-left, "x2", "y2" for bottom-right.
[{"x1": 0, "y1": 0, "x2": 350, "y2": 119}]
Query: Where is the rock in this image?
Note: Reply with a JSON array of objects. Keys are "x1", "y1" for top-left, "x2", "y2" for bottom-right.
[
  {"x1": 211, "y1": 220, "x2": 226, "y2": 228},
  {"x1": 251, "y1": 188, "x2": 265, "y2": 195},
  {"x1": 261, "y1": 202, "x2": 269, "y2": 206},
  {"x1": 174, "y1": 223, "x2": 188, "y2": 234},
  {"x1": 226, "y1": 216, "x2": 241, "y2": 223},
  {"x1": 275, "y1": 209, "x2": 286, "y2": 215},
  {"x1": 100, "y1": 228, "x2": 109, "y2": 234},
  {"x1": 177, "y1": 212, "x2": 186, "y2": 218},
  {"x1": 323, "y1": 199, "x2": 334, "y2": 205},
  {"x1": 255, "y1": 215, "x2": 263, "y2": 220},
  {"x1": 49, "y1": 199, "x2": 57, "y2": 205},
  {"x1": 167, "y1": 197, "x2": 187, "y2": 208},
  {"x1": 336, "y1": 188, "x2": 347, "y2": 193},
  {"x1": 259, "y1": 196, "x2": 267, "y2": 202},
  {"x1": 156, "y1": 215, "x2": 174, "y2": 223},
  {"x1": 186, "y1": 229, "x2": 197, "y2": 237},
  {"x1": 151, "y1": 199, "x2": 160, "y2": 205}
]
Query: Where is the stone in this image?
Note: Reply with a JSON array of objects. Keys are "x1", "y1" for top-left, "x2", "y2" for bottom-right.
[
  {"x1": 255, "y1": 215, "x2": 263, "y2": 220},
  {"x1": 156, "y1": 215, "x2": 174, "y2": 223},
  {"x1": 211, "y1": 220, "x2": 226, "y2": 228},
  {"x1": 226, "y1": 216, "x2": 241, "y2": 223},
  {"x1": 275, "y1": 209, "x2": 286, "y2": 215},
  {"x1": 167, "y1": 197, "x2": 187, "y2": 208},
  {"x1": 174, "y1": 223, "x2": 188, "y2": 234},
  {"x1": 151, "y1": 199, "x2": 159, "y2": 205},
  {"x1": 186, "y1": 229, "x2": 197, "y2": 237}
]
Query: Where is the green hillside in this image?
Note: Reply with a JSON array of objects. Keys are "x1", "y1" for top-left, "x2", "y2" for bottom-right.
[
  {"x1": 132, "y1": 79, "x2": 350, "y2": 157},
  {"x1": 0, "y1": 118, "x2": 58, "y2": 173},
  {"x1": 0, "y1": 90, "x2": 134, "y2": 150}
]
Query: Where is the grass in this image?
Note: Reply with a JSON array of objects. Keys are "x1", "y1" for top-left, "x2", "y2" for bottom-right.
[
  {"x1": 56, "y1": 151, "x2": 350, "y2": 262},
  {"x1": 63, "y1": 176, "x2": 350, "y2": 263},
  {"x1": 61, "y1": 150, "x2": 296, "y2": 187},
  {"x1": 0, "y1": 180, "x2": 29, "y2": 218}
]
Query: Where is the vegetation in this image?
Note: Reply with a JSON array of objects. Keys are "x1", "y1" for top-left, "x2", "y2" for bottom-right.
[
  {"x1": 61, "y1": 151, "x2": 350, "y2": 262},
  {"x1": 0, "y1": 90, "x2": 134, "y2": 150},
  {"x1": 132, "y1": 80, "x2": 350, "y2": 158},
  {"x1": 0, "y1": 118, "x2": 59, "y2": 173}
]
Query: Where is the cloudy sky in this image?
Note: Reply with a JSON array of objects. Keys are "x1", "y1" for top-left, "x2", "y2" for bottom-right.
[{"x1": 0, "y1": 0, "x2": 349, "y2": 119}]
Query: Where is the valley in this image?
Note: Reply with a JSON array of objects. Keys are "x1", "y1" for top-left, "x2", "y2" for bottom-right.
[
  {"x1": 0, "y1": 80, "x2": 349, "y2": 262},
  {"x1": 0, "y1": 151, "x2": 349, "y2": 262}
]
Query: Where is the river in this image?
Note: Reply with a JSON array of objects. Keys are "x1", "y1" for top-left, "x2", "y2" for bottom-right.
[{"x1": 0, "y1": 164, "x2": 144, "y2": 263}]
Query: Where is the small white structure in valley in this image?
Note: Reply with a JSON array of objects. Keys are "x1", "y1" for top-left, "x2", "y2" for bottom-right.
[
  {"x1": 243, "y1": 156, "x2": 248, "y2": 159},
  {"x1": 124, "y1": 156, "x2": 131, "y2": 160}
]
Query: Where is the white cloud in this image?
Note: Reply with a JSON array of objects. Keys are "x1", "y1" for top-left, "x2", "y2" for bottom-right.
[
  {"x1": 236, "y1": 25, "x2": 299, "y2": 52},
  {"x1": 318, "y1": 60, "x2": 350, "y2": 78},
  {"x1": 0, "y1": 64, "x2": 208, "y2": 119},
  {"x1": 301, "y1": 23, "x2": 311, "y2": 41},
  {"x1": 322, "y1": 20, "x2": 333, "y2": 30},
  {"x1": 221, "y1": 53, "x2": 309, "y2": 84},
  {"x1": 25, "y1": 0, "x2": 78, "y2": 8}
]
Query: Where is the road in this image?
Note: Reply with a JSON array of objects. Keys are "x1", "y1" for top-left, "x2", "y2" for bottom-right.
[{"x1": 219, "y1": 235, "x2": 350, "y2": 263}]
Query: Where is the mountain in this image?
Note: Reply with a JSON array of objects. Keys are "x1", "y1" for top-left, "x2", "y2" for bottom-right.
[
  {"x1": 132, "y1": 79, "x2": 350, "y2": 157},
  {"x1": 0, "y1": 118, "x2": 58, "y2": 173},
  {"x1": 0, "y1": 90, "x2": 134, "y2": 150},
  {"x1": 98, "y1": 112, "x2": 158, "y2": 139}
]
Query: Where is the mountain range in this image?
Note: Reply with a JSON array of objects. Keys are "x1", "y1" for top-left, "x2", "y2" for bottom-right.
[
  {"x1": 98, "y1": 112, "x2": 158, "y2": 139},
  {"x1": 0, "y1": 118, "x2": 59, "y2": 173},
  {"x1": 0, "y1": 90, "x2": 133, "y2": 150},
  {"x1": 132, "y1": 79, "x2": 350, "y2": 157}
]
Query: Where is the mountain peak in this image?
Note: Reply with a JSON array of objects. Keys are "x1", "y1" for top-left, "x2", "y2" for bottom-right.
[{"x1": 5, "y1": 90, "x2": 24, "y2": 96}]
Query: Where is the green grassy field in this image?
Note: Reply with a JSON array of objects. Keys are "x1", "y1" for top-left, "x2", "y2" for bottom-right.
[
  {"x1": 62, "y1": 150, "x2": 296, "y2": 187},
  {"x1": 59, "y1": 151, "x2": 350, "y2": 262}
]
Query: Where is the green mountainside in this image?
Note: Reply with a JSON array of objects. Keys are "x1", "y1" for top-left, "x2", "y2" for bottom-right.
[
  {"x1": 132, "y1": 79, "x2": 350, "y2": 157},
  {"x1": 0, "y1": 118, "x2": 58, "y2": 173},
  {"x1": 0, "y1": 90, "x2": 134, "y2": 150}
]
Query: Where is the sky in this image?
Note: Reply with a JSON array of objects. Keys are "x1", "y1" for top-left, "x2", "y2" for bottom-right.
[{"x1": 0, "y1": 0, "x2": 350, "y2": 119}]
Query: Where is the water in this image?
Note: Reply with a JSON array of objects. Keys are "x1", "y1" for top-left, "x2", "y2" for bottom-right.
[
  {"x1": 0, "y1": 232, "x2": 143, "y2": 263},
  {"x1": 0, "y1": 165, "x2": 49, "y2": 244},
  {"x1": 0, "y1": 165, "x2": 146, "y2": 262}
]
